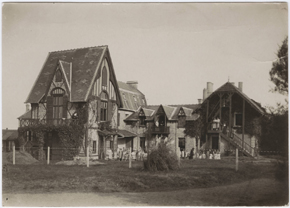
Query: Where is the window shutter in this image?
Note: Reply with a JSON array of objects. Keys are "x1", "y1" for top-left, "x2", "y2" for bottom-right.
[
  {"x1": 63, "y1": 96, "x2": 68, "y2": 118},
  {"x1": 46, "y1": 96, "x2": 53, "y2": 120},
  {"x1": 107, "y1": 101, "x2": 113, "y2": 121}
]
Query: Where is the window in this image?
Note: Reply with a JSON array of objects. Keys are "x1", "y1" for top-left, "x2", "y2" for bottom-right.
[
  {"x1": 100, "y1": 101, "x2": 107, "y2": 121},
  {"x1": 55, "y1": 69, "x2": 62, "y2": 82},
  {"x1": 122, "y1": 94, "x2": 129, "y2": 109},
  {"x1": 178, "y1": 109, "x2": 186, "y2": 128},
  {"x1": 102, "y1": 67, "x2": 107, "y2": 91},
  {"x1": 31, "y1": 104, "x2": 39, "y2": 119},
  {"x1": 93, "y1": 141, "x2": 97, "y2": 154},
  {"x1": 51, "y1": 88, "x2": 65, "y2": 120},
  {"x1": 140, "y1": 117, "x2": 145, "y2": 126},
  {"x1": 178, "y1": 138, "x2": 185, "y2": 150},
  {"x1": 133, "y1": 96, "x2": 139, "y2": 109},
  {"x1": 234, "y1": 113, "x2": 242, "y2": 126},
  {"x1": 100, "y1": 92, "x2": 108, "y2": 122}
]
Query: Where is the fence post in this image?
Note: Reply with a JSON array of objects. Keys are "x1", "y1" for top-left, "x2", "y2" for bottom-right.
[
  {"x1": 13, "y1": 145, "x2": 15, "y2": 165},
  {"x1": 235, "y1": 148, "x2": 238, "y2": 171},
  {"x1": 47, "y1": 147, "x2": 50, "y2": 165},
  {"x1": 87, "y1": 146, "x2": 89, "y2": 168},
  {"x1": 129, "y1": 147, "x2": 132, "y2": 168}
]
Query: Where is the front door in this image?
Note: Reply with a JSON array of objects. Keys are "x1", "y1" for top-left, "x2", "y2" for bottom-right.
[{"x1": 212, "y1": 136, "x2": 219, "y2": 150}]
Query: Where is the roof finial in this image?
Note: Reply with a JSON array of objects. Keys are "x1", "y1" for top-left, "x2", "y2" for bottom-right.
[{"x1": 228, "y1": 76, "x2": 230, "y2": 82}]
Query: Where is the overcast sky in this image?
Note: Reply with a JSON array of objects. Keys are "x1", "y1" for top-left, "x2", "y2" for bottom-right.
[{"x1": 2, "y1": 3, "x2": 288, "y2": 129}]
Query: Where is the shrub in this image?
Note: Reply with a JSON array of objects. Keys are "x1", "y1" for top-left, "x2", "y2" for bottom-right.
[{"x1": 143, "y1": 142, "x2": 180, "y2": 171}]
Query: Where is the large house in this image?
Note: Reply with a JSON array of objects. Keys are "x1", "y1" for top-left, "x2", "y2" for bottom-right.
[
  {"x1": 18, "y1": 46, "x2": 123, "y2": 160},
  {"x1": 121, "y1": 81, "x2": 264, "y2": 158},
  {"x1": 201, "y1": 81, "x2": 265, "y2": 157},
  {"x1": 123, "y1": 103, "x2": 201, "y2": 155},
  {"x1": 117, "y1": 81, "x2": 147, "y2": 152},
  {"x1": 17, "y1": 45, "x2": 264, "y2": 161}
]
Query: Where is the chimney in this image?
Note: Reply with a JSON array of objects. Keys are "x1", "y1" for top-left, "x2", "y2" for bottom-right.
[
  {"x1": 26, "y1": 104, "x2": 30, "y2": 112},
  {"x1": 198, "y1": 99, "x2": 203, "y2": 104},
  {"x1": 203, "y1": 88, "x2": 208, "y2": 100},
  {"x1": 126, "y1": 81, "x2": 138, "y2": 89},
  {"x1": 238, "y1": 82, "x2": 243, "y2": 92},
  {"x1": 207, "y1": 82, "x2": 213, "y2": 97}
]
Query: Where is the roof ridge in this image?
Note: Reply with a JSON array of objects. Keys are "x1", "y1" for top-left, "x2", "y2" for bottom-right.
[{"x1": 49, "y1": 45, "x2": 108, "y2": 53}]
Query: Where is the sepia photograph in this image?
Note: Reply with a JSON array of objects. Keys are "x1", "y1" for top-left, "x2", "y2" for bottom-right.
[{"x1": 2, "y1": 2, "x2": 288, "y2": 206}]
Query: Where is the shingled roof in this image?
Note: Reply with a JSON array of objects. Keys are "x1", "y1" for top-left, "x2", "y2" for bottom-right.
[
  {"x1": 125, "y1": 104, "x2": 201, "y2": 122},
  {"x1": 118, "y1": 81, "x2": 146, "y2": 111},
  {"x1": 204, "y1": 82, "x2": 265, "y2": 115},
  {"x1": 25, "y1": 46, "x2": 121, "y2": 105},
  {"x1": 2, "y1": 129, "x2": 18, "y2": 141}
]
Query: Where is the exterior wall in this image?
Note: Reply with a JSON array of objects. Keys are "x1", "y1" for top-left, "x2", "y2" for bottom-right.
[{"x1": 118, "y1": 110, "x2": 133, "y2": 129}]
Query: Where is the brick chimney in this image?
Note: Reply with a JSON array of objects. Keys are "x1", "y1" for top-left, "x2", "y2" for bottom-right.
[
  {"x1": 207, "y1": 82, "x2": 213, "y2": 97},
  {"x1": 238, "y1": 82, "x2": 243, "y2": 92},
  {"x1": 26, "y1": 104, "x2": 30, "y2": 112},
  {"x1": 203, "y1": 88, "x2": 208, "y2": 100},
  {"x1": 126, "y1": 81, "x2": 138, "y2": 89}
]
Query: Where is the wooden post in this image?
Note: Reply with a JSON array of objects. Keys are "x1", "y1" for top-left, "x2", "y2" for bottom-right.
[
  {"x1": 235, "y1": 148, "x2": 238, "y2": 171},
  {"x1": 229, "y1": 93, "x2": 232, "y2": 135},
  {"x1": 219, "y1": 94, "x2": 222, "y2": 123},
  {"x1": 13, "y1": 145, "x2": 15, "y2": 165},
  {"x1": 47, "y1": 146, "x2": 50, "y2": 165},
  {"x1": 129, "y1": 147, "x2": 132, "y2": 168},
  {"x1": 87, "y1": 146, "x2": 89, "y2": 168},
  {"x1": 242, "y1": 99, "x2": 245, "y2": 151}
]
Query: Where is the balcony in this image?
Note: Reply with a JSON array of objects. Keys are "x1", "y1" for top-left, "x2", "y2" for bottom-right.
[
  {"x1": 19, "y1": 118, "x2": 78, "y2": 127},
  {"x1": 151, "y1": 126, "x2": 170, "y2": 134}
]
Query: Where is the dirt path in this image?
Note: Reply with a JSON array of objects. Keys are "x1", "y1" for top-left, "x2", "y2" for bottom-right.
[{"x1": 3, "y1": 178, "x2": 288, "y2": 206}]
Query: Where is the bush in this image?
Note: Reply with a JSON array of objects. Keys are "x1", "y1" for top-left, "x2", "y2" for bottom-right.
[{"x1": 143, "y1": 142, "x2": 180, "y2": 171}]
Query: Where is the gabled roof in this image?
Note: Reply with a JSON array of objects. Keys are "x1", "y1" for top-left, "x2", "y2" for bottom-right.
[
  {"x1": 26, "y1": 46, "x2": 119, "y2": 103},
  {"x1": 118, "y1": 81, "x2": 146, "y2": 111},
  {"x1": 204, "y1": 82, "x2": 265, "y2": 115},
  {"x1": 118, "y1": 129, "x2": 137, "y2": 138},
  {"x1": 18, "y1": 110, "x2": 31, "y2": 119},
  {"x1": 59, "y1": 60, "x2": 71, "y2": 87},
  {"x1": 2, "y1": 129, "x2": 18, "y2": 141},
  {"x1": 124, "y1": 104, "x2": 201, "y2": 122}
]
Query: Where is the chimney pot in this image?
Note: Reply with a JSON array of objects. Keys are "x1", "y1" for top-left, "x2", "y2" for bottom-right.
[
  {"x1": 207, "y1": 82, "x2": 213, "y2": 97},
  {"x1": 198, "y1": 99, "x2": 203, "y2": 104},
  {"x1": 238, "y1": 82, "x2": 243, "y2": 92},
  {"x1": 126, "y1": 81, "x2": 138, "y2": 89},
  {"x1": 26, "y1": 104, "x2": 30, "y2": 112},
  {"x1": 203, "y1": 88, "x2": 208, "y2": 100}
]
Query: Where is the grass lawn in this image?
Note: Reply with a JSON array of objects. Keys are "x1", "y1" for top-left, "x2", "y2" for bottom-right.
[{"x1": 2, "y1": 158, "x2": 283, "y2": 194}]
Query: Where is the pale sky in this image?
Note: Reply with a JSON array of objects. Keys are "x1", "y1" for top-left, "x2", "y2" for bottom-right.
[{"x1": 2, "y1": 3, "x2": 288, "y2": 129}]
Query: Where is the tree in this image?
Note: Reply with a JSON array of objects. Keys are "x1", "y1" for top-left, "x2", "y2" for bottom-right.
[{"x1": 269, "y1": 36, "x2": 288, "y2": 95}]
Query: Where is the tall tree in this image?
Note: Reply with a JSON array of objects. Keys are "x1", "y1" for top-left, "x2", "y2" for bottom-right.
[{"x1": 269, "y1": 36, "x2": 288, "y2": 95}]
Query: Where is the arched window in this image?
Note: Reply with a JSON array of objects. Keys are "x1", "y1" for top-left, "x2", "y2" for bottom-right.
[
  {"x1": 100, "y1": 92, "x2": 108, "y2": 121},
  {"x1": 55, "y1": 69, "x2": 62, "y2": 82},
  {"x1": 51, "y1": 88, "x2": 65, "y2": 119},
  {"x1": 102, "y1": 67, "x2": 107, "y2": 90}
]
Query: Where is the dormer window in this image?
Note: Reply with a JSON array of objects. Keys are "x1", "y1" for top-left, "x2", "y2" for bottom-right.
[
  {"x1": 178, "y1": 108, "x2": 186, "y2": 128},
  {"x1": 133, "y1": 96, "x2": 138, "y2": 109},
  {"x1": 55, "y1": 69, "x2": 62, "y2": 82},
  {"x1": 122, "y1": 93, "x2": 129, "y2": 109}
]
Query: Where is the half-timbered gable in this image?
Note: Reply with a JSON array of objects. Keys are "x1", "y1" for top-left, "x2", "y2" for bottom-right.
[{"x1": 19, "y1": 46, "x2": 123, "y2": 160}]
